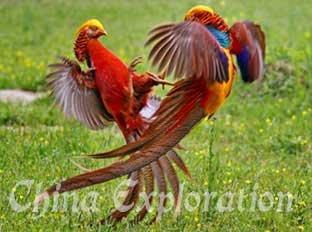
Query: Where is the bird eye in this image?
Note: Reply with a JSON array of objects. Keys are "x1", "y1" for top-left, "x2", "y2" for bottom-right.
[
  {"x1": 86, "y1": 26, "x2": 98, "y2": 38},
  {"x1": 89, "y1": 26, "x2": 97, "y2": 31}
]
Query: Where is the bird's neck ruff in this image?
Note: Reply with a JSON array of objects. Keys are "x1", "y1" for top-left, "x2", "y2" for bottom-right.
[
  {"x1": 74, "y1": 31, "x2": 88, "y2": 63},
  {"x1": 206, "y1": 25, "x2": 230, "y2": 48},
  {"x1": 185, "y1": 7, "x2": 229, "y2": 32},
  {"x1": 184, "y1": 6, "x2": 230, "y2": 48}
]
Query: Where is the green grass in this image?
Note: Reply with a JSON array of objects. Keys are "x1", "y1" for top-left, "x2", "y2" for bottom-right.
[{"x1": 0, "y1": 0, "x2": 311, "y2": 231}]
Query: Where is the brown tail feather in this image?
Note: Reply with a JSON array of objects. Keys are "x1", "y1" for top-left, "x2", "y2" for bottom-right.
[
  {"x1": 83, "y1": 127, "x2": 164, "y2": 159},
  {"x1": 109, "y1": 171, "x2": 142, "y2": 221},
  {"x1": 159, "y1": 156, "x2": 181, "y2": 211},
  {"x1": 83, "y1": 81, "x2": 203, "y2": 223},
  {"x1": 150, "y1": 161, "x2": 167, "y2": 222},
  {"x1": 36, "y1": 79, "x2": 206, "y2": 224},
  {"x1": 133, "y1": 165, "x2": 155, "y2": 222},
  {"x1": 37, "y1": 105, "x2": 204, "y2": 198},
  {"x1": 167, "y1": 150, "x2": 192, "y2": 179}
]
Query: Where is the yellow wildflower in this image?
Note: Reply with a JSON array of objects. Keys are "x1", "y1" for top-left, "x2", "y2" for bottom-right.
[
  {"x1": 304, "y1": 31, "x2": 311, "y2": 39},
  {"x1": 16, "y1": 50, "x2": 23, "y2": 57},
  {"x1": 287, "y1": 193, "x2": 294, "y2": 199},
  {"x1": 298, "y1": 201, "x2": 306, "y2": 207}
]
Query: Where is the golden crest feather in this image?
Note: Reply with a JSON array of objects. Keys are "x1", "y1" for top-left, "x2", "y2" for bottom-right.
[{"x1": 75, "y1": 19, "x2": 105, "y2": 37}]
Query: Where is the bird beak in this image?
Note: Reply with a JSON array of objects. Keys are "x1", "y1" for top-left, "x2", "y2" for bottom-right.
[{"x1": 96, "y1": 29, "x2": 108, "y2": 37}]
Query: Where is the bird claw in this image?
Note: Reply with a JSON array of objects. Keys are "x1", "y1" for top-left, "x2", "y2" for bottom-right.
[
  {"x1": 157, "y1": 70, "x2": 167, "y2": 80},
  {"x1": 128, "y1": 56, "x2": 143, "y2": 73},
  {"x1": 146, "y1": 71, "x2": 174, "y2": 88}
]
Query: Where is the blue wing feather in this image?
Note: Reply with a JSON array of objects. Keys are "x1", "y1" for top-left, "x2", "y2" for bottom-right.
[{"x1": 236, "y1": 46, "x2": 250, "y2": 82}]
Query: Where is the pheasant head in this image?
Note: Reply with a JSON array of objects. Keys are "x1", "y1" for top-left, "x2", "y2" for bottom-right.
[{"x1": 74, "y1": 19, "x2": 107, "y2": 62}]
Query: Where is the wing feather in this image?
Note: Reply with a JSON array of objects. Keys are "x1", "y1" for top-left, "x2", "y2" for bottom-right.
[
  {"x1": 46, "y1": 57, "x2": 113, "y2": 130},
  {"x1": 230, "y1": 21, "x2": 266, "y2": 82},
  {"x1": 146, "y1": 21, "x2": 229, "y2": 82}
]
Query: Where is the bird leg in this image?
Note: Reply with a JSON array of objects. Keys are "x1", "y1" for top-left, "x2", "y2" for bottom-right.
[{"x1": 128, "y1": 56, "x2": 174, "y2": 87}]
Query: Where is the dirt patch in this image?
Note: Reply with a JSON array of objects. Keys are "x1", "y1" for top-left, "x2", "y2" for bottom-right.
[{"x1": 0, "y1": 90, "x2": 45, "y2": 104}]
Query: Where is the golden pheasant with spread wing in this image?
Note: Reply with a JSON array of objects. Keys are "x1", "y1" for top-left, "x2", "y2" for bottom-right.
[
  {"x1": 45, "y1": 19, "x2": 188, "y2": 222},
  {"x1": 37, "y1": 6, "x2": 265, "y2": 222}
]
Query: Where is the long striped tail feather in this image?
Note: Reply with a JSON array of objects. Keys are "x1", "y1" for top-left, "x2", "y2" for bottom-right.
[{"x1": 35, "y1": 79, "x2": 205, "y2": 222}]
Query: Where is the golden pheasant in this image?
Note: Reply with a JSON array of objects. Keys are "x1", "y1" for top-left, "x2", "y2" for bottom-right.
[
  {"x1": 37, "y1": 6, "x2": 265, "y2": 222},
  {"x1": 45, "y1": 19, "x2": 188, "y2": 222}
]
